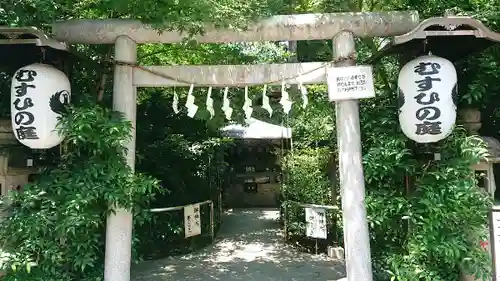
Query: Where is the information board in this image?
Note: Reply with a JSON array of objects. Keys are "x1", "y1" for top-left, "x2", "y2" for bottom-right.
[
  {"x1": 491, "y1": 206, "x2": 500, "y2": 281},
  {"x1": 305, "y1": 207, "x2": 327, "y2": 239},
  {"x1": 326, "y1": 65, "x2": 375, "y2": 101},
  {"x1": 184, "y1": 203, "x2": 202, "y2": 238}
]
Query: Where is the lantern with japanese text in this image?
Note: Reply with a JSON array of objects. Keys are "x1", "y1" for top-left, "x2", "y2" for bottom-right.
[
  {"x1": 11, "y1": 63, "x2": 71, "y2": 149},
  {"x1": 398, "y1": 55, "x2": 458, "y2": 143}
]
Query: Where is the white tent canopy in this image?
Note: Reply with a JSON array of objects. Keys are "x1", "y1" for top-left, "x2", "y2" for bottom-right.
[{"x1": 221, "y1": 118, "x2": 292, "y2": 139}]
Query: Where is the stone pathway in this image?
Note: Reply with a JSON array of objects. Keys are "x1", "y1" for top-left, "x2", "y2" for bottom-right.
[{"x1": 132, "y1": 208, "x2": 346, "y2": 281}]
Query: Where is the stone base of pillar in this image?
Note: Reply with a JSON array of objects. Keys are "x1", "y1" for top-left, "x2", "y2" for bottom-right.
[{"x1": 327, "y1": 246, "x2": 345, "y2": 259}]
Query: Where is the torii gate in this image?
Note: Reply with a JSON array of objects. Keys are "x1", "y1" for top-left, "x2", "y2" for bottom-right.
[{"x1": 52, "y1": 11, "x2": 420, "y2": 281}]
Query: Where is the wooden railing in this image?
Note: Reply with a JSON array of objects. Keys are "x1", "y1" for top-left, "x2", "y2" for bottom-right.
[
  {"x1": 283, "y1": 200, "x2": 340, "y2": 243},
  {"x1": 149, "y1": 200, "x2": 216, "y2": 242}
]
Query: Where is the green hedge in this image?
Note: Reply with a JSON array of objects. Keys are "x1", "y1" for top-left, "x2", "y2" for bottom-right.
[{"x1": 281, "y1": 147, "x2": 342, "y2": 249}]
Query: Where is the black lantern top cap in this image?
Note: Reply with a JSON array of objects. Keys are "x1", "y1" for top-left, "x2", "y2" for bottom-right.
[{"x1": 366, "y1": 16, "x2": 500, "y2": 64}]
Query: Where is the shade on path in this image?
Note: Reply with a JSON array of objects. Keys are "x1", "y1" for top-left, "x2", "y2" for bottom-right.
[{"x1": 131, "y1": 208, "x2": 346, "y2": 281}]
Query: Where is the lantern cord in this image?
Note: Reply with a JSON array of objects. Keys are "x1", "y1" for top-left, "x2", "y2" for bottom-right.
[{"x1": 40, "y1": 47, "x2": 47, "y2": 63}]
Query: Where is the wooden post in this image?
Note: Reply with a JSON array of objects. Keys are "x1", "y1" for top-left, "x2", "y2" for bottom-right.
[
  {"x1": 315, "y1": 238, "x2": 319, "y2": 255},
  {"x1": 219, "y1": 190, "x2": 222, "y2": 218},
  {"x1": 210, "y1": 201, "x2": 215, "y2": 242},
  {"x1": 284, "y1": 202, "x2": 288, "y2": 241},
  {"x1": 332, "y1": 31, "x2": 373, "y2": 281},
  {"x1": 105, "y1": 35, "x2": 137, "y2": 281}
]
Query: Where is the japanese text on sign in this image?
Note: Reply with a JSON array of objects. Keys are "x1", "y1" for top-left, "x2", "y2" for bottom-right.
[
  {"x1": 12, "y1": 69, "x2": 39, "y2": 141},
  {"x1": 326, "y1": 65, "x2": 375, "y2": 101},
  {"x1": 335, "y1": 74, "x2": 368, "y2": 92},
  {"x1": 184, "y1": 204, "x2": 202, "y2": 238},
  {"x1": 305, "y1": 208, "x2": 327, "y2": 239},
  {"x1": 413, "y1": 62, "x2": 443, "y2": 136}
]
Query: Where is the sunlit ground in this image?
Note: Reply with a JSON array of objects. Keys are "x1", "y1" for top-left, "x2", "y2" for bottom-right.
[{"x1": 132, "y1": 208, "x2": 346, "y2": 281}]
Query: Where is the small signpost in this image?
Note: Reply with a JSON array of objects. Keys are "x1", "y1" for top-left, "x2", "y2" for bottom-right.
[
  {"x1": 305, "y1": 207, "x2": 327, "y2": 239},
  {"x1": 326, "y1": 65, "x2": 375, "y2": 101},
  {"x1": 184, "y1": 203, "x2": 202, "y2": 238},
  {"x1": 490, "y1": 206, "x2": 500, "y2": 281}
]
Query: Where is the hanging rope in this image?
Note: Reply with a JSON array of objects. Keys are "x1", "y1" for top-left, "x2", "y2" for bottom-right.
[{"x1": 113, "y1": 59, "x2": 332, "y2": 87}]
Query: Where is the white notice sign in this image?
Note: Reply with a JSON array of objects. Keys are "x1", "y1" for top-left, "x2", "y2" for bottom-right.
[
  {"x1": 305, "y1": 208, "x2": 327, "y2": 239},
  {"x1": 184, "y1": 204, "x2": 202, "y2": 238},
  {"x1": 491, "y1": 207, "x2": 500, "y2": 281},
  {"x1": 326, "y1": 65, "x2": 375, "y2": 101}
]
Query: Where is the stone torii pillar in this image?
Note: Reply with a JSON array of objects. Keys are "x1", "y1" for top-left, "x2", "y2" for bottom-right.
[
  {"x1": 52, "y1": 11, "x2": 420, "y2": 281},
  {"x1": 105, "y1": 35, "x2": 137, "y2": 281},
  {"x1": 333, "y1": 31, "x2": 373, "y2": 281}
]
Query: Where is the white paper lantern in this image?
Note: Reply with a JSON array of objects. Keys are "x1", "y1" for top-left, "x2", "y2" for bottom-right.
[
  {"x1": 398, "y1": 55, "x2": 457, "y2": 143},
  {"x1": 11, "y1": 63, "x2": 71, "y2": 149}
]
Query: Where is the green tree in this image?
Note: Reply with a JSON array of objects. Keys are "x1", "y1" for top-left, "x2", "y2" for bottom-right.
[{"x1": 0, "y1": 104, "x2": 160, "y2": 281}]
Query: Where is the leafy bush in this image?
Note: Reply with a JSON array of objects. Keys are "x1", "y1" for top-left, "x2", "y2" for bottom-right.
[
  {"x1": 0, "y1": 104, "x2": 160, "y2": 281},
  {"x1": 379, "y1": 132, "x2": 492, "y2": 281},
  {"x1": 281, "y1": 147, "x2": 342, "y2": 249},
  {"x1": 283, "y1": 80, "x2": 492, "y2": 280}
]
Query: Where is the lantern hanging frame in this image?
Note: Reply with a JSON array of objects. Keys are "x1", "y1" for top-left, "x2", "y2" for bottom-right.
[
  {"x1": 365, "y1": 16, "x2": 500, "y2": 64},
  {"x1": 0, "y1": 27, "x2": 70, "y2": 74},
  {"x1": 0, "y1": 27, "x2": 68, "y2": 50}
]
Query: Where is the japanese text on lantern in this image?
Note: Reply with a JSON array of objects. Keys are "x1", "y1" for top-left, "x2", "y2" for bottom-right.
[
  {"x1": 413, "y1": 62, "x2": 442, "y2": 136},
  {"x1": 13, "y1": 70, "x2": 39, "y2": 141}
]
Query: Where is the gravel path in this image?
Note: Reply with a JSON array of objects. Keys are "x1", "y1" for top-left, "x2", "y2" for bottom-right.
[{"x1": 132, "y1": 208, "x2": 346, "y2": 281}]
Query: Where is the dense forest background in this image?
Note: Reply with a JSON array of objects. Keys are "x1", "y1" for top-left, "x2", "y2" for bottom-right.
[{"x1": 1, "y1": 0, "x2": 500, "y2": 280}]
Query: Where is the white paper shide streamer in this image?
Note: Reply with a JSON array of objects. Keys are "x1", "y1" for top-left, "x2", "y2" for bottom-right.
[
  {"x1": 185, "y1": 84, "x2": 198, "y2": 118},
  {"x1": 221, "y1": 87, "x2": 233, "y2": 120},
  {"x1": 206, "y1": 87, "x2": 214, "y2": 119},
  {"x1": 172, "y1": 89, "x2": 180, "y2": 114},
  {"x1": 261, "y1": 84, "x2": 273, "y2": 117},
  {"x1": 242, "y1": 86, "x2": 253, "y2": 120},
  {"x1": 280, "y1": 81, "x2": 293, "y2": 114}
]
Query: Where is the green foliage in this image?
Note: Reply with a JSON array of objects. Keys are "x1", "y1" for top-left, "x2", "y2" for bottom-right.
[
  {"x1": 285, "y1": 90, "x2": 493, "y2": 281},
  {"x1": 282, "y1": 147, "x2": 332, "y2": 203},
  {"x1": 0, "y1": 0, "x2": 283, "y2": 33},
  {"x1": 399, "y1": 133, "x2": 491, "y2": 281},
  {"x1": 363, "y1": 119, "x2": 492, "y2": 280},
  {"x1": 287, "y1": 85, "x2": 334, "y2": 148},
  {"x1": 0, "y1": 104, "x2": 160, "y2": 281}
]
